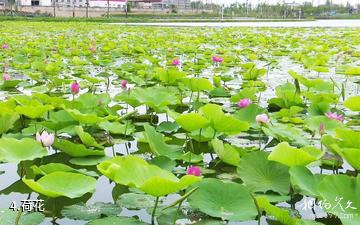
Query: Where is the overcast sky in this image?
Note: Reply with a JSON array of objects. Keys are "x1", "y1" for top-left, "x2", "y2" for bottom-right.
[{"x1": 198, "y1": 0, "x2": 360, "y2": 6}]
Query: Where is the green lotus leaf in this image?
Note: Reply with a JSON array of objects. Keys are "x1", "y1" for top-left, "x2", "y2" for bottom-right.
[
  {"x1": 53, "y1": 139, "x2": 104, "y2": 157},
  {"x1": 15, "y1": 104, "x2": 54, "y2": 119},
  {"x1": 156, "y1": 121, "x2": 179, "y2": 133},
  {"x1": 143, "y1": 123, "x2": 183, "y2": 160},
  {"x1": 97, "y1": 155, "x2": 201, "y2": 197},
  {"x1": 317, "y1": 175, "x2": 360, "y2": 225},
  {"x1": 175, "y1": 113, "x2": 210, "y2": 132},
  {"x1": 305, "y1": 116, "x2": 345, "y2": 134},
  {"x1": 0, "y1": 108, "x2": 19, "y2": 135},
  {"x1": 188, "y1": 178, "x2": 258, "y2": 221},
  {"x1": 237, "y1": 151, "x2": 290, "y2": 195},
  {"x1": 256, "y1": 196, "x2": 321, "y2": 225},
  {"x1": 211, "y1": 138, "x2": 241, "y2": 166},
  {"x1": 234, "y1": 104, "x2": 265, "y2": 127},
  {"x1": 74, "y1": 126, "x2": 104, "y2": 149},
  {"x1": 117, "y1": 192, "x2": 157, "y2": 209},
  {"x1": 268, "y1": 142, "x2": 322, "y2": 167},
  {"x1": 62, "y1": 202, "x2": 120, "y2": 221},
  {"x1": 289, "y1": 166, "x2": 325, "y2": 197},
  {"x1": 87, "y1": 216, "x2": 148, "y2": 225},
  {"x1": 23, "y1": 171, "x2": 97, "y2": 198},
  {"x1": 262, "y1": 123, "x2": 309, "y2": 146},
  {"x1": 342, "y1": 148, "x2": 360, "y2": 170},
  {"x1": 98, "y1": 121, "x2": 135, "y2": 135},
  {"x1": 335, "y1": 128, "x2": 360, "y2": 148},
  {"x1": 31, "y1": 163, "x2": 98, "y2": 177},
  {"x1": 0, "y1": 209, "x2": 45, "y2": 225},
  {"x1": 66, "y1": 109, "x2": 108, "y2": 125},
  {"x1": 181, "y1": 77, "x2": 213, "y2": 91},
  {"x1": 0, "y1": 138, "x2": 48, "y2": 163},
  {"x1": 199, "y1": 104, "x2": 249, "y2": 135},
  {"x1": 130, "y1": 86, "x2": 178, "y2": 112},
  {"x1": 69, "y1": 155, "x2": 111, "y2": 166},
  {"x1": 156, "y1": 67, "x2": 187, "y2": 84},
  {"x1": 344, "y1": 96, "x2": 360, "y2": 111},
  {"x1": 0, "y1": 79, "x2": 22, "y2": 90}
]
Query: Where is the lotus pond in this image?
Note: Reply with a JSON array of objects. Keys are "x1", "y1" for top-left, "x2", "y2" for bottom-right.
[{"x1": 0, "y1": 22, "x2": 360, "y2": 225}]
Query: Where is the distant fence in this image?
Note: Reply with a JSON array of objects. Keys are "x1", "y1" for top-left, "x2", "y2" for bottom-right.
[{"x1": 0, "y1": 5, "x2": 210, "y2": 17}]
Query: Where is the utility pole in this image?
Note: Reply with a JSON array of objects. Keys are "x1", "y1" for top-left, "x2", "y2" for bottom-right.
[
  {"x1": 107, "y1": 0, "x2": 110, "y2": 18},
  {"x1": 72, "y1": 0, "x2": 75, "y2": 17},
  {"x1": 53, "y1": 0, "x2": 56, "y2": 17},
  {"x1": 86, "y1": 0, "x2": 89, "y2": 18}
]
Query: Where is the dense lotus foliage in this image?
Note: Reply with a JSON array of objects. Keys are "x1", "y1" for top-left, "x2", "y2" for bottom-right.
[{"x1": 0, "y1": 22, "x2": 360, "y2": 225}]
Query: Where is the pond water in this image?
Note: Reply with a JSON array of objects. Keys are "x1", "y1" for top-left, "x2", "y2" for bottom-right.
[{"x1": 116, "y1": 19, "x2": 360, "y2": 28}]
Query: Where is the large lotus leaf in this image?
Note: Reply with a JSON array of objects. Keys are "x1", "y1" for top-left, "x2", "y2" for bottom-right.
[
  {"x1": 117, "y1": 192, "x2": 157, "y2": 209},
  {"x1": 0, "y1": 108, "x2": 19, "y2": 134},
  {"x1": 143, "y1": 123, "x2": 183, "y2": 159},
  {"x1": 53, "y1": 139, "x2": 104, "y2": 157},
  {"x1": 156, "y1": 67, "x2": 187, "y2": 84},
  {"x1": 188, "y1": 178, "x2": 258, "y2": 221},
  {"x1": 69, "y1": 156, "x2": 111, "y2": 166},
  {"x1": 31, "y1": 163, "x2": 98, "y2": 177},
  {"x1": 289, "y1": 166, "x2": 325, "y2": 197},
  {"x1": 98, "y1": 121, "x2": 135, "y2": 135},
  {"x1": 66, "y1": 109, "x2": 113, "y2": 125},
  {"x1": 335, "y1": 128, "x2": 360, "y2": 148},
  {"x1": 181, "y1": 77, "x2": 213, "y2": 91},
  {"x1": 317, "y1": 175, "x2": 360, "y2": 225},
  {"x1": 256, "y1": 196, "x2": 322, "y2": 225},
  {"x1": 211, "y1": 138, "x2": 241, "y2": 166},
  {"x1": 0, "y1": 138, "x2": 48, "y2": 163},
  {"x1": 268, "y1": 142, "x2": 322, "y2": 167},
  {"x1": 74, "y1": 126, "x2": 103, "y2": 149},
  {"x1": 97, "y1": 155, "x2": 200, "y2": 197},
  {"x1": 342, "y1": 148, "x2": 360, "y2": 170},
  {"x1": 175, "y1": 113, "x2": 210, "y2": 132},
  {"x1": 234, "y1": 104, "x2": 265, "y2": 127},
  {"x1": 305, "y1": 116, "x2": 345, "y2": 134},
  {"x1": 130, "y1": 86, "x2": 178, "y2": 111},
  {"x1": 141, "y1": 175, "x2": 200, "y2": 197},
  {"x1": 199, "y1": 104, "x2": 249, "y2": 135},
  {"x1": 62, "y1": 202, "x2": 120, "y2": 221},
  {"x1": 237, "y1": 151, "x2": 290, "y2": 195},
  {"x1": 344, "y1": 96, "x2": 360, "y2": 111},
  {"x1": 262, "y1": 124, "x2": 309, "y2": 147},
  {"x1": 23, "y1": 171, "x2": 97, "y2": 198},
  {"x1": 87, "y1": 216, "x2": 148, "y2": 225},
  {"x1": 15, "y1": 104, "x2": 54, "y2": 119},
  {"x1": 0, "y1": 209, "x2": 45, "y2": 225}
]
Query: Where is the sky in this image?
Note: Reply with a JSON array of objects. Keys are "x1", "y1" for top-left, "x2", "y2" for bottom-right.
[{"x1": 198, "y1": 0, "x2": 360, "y2": 6}]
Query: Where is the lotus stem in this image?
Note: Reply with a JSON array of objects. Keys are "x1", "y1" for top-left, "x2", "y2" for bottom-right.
[
  {"x1": 151, "y1": 197, "x2": 160, "y2": 225},
  {"x1": 258, "y1": 128, "x2": 262, "y2": 150},
  {"x1": 172, "y1": 201, "x2": 183, "y2": 225},
  {"x1": 251, "y1": 194, "x2": 261, "y2": 225},
  {"x1": 14, "y1": 210, "x2": 22, "y2": 225}
]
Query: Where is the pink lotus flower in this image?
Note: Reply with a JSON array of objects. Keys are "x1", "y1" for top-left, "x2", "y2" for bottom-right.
[
  {"x1": 36, "y1": 131, "x2": 55, "y2": 147},
  {"x1": 3, "y1": 73, "x2": 10, "y2": 81},
  {"x1": 256, "y1": 114, "x2": 269, "y2": 124},
  {"x1": 187, "y1": 166, "x2": 202, "y2": 177},
  {"x1": 319, "y1": 123, "x2": 325, "y2": 136},
  {"x1": 89, "y1": 46, "x2": 96, "y2": 52},
  {"x1": 121, "y1": 80, "x2": 127, "y2": 89},
  {"x1": 2, "y1": 44, "x2": 9, "y2": 49},
  {"x1": 172, "y1": 58, "x2": 181, "y2": 66},
  {"x1": 237, "y1": 98, "x2": 252, "y2": 108},
  {"x1": 70, "y1": 81, "x2": 80, "y2": 95},
  {"x1": 325, "y1": 112, "x2": 344, "y2": 122},
  {"x1": 212, "y1": 55, "x2": 224, "y2": 63}
]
